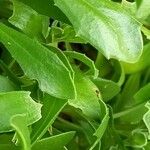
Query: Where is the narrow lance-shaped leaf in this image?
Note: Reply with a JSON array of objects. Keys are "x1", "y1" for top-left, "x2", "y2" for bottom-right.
[
  {"x1": 32, "y1": 131, "x2": 75, "y2": 150},
  {"x1": 0, "y1": 23, "x2": 76, "y2": 99},
  {"x1": 54, "y1": 0, "x2": 143, "y2": 63},
  {"x1": 31, "y1": 94, "x2": 67, "y2": 145},
  {"x1": 0, "y1": 75, "x2": 17, "y2": 92}
]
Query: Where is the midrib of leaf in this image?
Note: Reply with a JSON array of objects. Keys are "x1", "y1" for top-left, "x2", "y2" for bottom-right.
[
  {"x1": 0, "y1": 28, "x2": 69, "y2": 74},
  {"x1": 0, "y1": 23, "x2": 76, "y2": 99}
]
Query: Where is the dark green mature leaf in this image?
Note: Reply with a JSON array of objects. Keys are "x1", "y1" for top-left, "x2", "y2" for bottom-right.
[
  {"x1": 0, "y1": 75, "x2": 17, "y2": 92},
  {"x1": 0, "y1": 23, "x2": 76, "y2": 99},
  {"x1": 11, "y1": 114, "x2": 31, "y2": 150},
  {"x1": 0, "y1": 134, "x2": 19, "y2": 150},
  {"x1": 19, "y1": 0, "x2": 69, "y2": 23},
  {"x1": 0, "y1": 91, "x2": 42, "y2": 132},
  {"x1": 32, "y1": 131, "x2": 75, "y2": 150},
  {"x1": 9, "y1": 0, "x2": 49, "y2": 41},
  {"x1": 31, "y1": 94, "x2": 67, "y2": 145},
  {"x1": 55, "y1": 0, "x2": 143, "y2": 63}
]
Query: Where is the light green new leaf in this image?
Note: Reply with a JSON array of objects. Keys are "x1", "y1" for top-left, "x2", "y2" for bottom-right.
[
  {"x1": 31, "y1": 94, "x2": 67, "y2": 145},
  {"x1": 0, "y1": 23, "x2": 76, "y2": 99},
  {"x1": 11, "y1": 114, "x2": 31, "y2": 150},
  {"x1": 55, "y1": 0, "x2": 143, "y2": 63},
  {"x1": 0, "y1": 91, "x2": 42, "y2": 133},
  {"x1": 9, "y1": 0, "x2": 49, "y2": 40},
  {"x1": 32, "y1": 131, "x2": 75, "y2": 150},
  {"x1": 0, "y1": 75, "x2": 17, "y2": 92},
  {"x1": 64, "y1": 51, "x2": 99, "y2": 78}
]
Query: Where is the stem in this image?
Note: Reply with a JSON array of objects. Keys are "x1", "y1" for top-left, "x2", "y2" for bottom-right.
[{"x1": 54, "y1": 117, "x2": 83, "y2": 133}]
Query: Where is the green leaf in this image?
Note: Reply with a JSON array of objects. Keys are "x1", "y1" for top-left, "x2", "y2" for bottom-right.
[
  {"x1": 141, "y1": 26, "x2": 150, "y2": 40},
  {"x1": 0, "y1": 75, "x2": 17, "y2": 92},
  {"x1": 69, "y1": 69, "x2": 101, "y2": 120},
  {"x1": 0, "y1": 91, "x2": 42, "y2": 133},
  {"x1": 0, "y1": 23, "x2": 76, "y2": 99},
  {"x1": 64, "y1": 51, "x2": 99, "y2": 78},
  {"x1": 90, "y1": 99, "x2": 109, "y2": 150},
  {"x1": 10, "y1": 114, "x2": 31, "y2": 150},
  {"x1": 51, "y1": 24, "x2": 85, "y2": 43},
  {"x1": 115, "y1": 73, "x2": 141, "y2": 112},
  {"x1": 92, "y1": 78, "x2": 120, "y2": 102},
  {"x1": 54, "y1": 0, "x2": 143, "y2": 63},
  {"x1": 125, "y1": 129, "x2": 147, "y2": 148},
  {"x1": 143, "y1": 101, "x2": 150, "y2": 139},
  {"x1": 122, "y1": 43, "x2": 150, "y2": 74},
  {"x1": 31, "y1": 94, "x2": 67, "y2": 145},
  {"x1": 44, "y1": 44, "x2": 74, "y2": 79},
  {"x1": 19, "y1": 0, "x2": 69, "y2": 23},
  {"x1": 113, "y1": 83, "x2": 150, "y2": 123},
  {"x1": 9, "y1": 0, "x2": 49, "y2": 41},
  {"x1": 136, "y1": 0, "x2": 150, "y2": 20},
  {"x1": 32, "y1": 131, "x2": 75, "y2": 150}
]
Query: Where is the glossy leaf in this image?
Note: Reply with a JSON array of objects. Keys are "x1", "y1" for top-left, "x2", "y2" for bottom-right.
[
  {"x1": 9, "y1": 0, "x2": 49, "y2": 41},
  {"x1": 0, "y1": 23, "x2": 76, "y2": 99},
  {"x1": 31, "y1": 94, "x2": 67, "y2": 144},
  {"x1": 32, "y1": 131, "x2": 75, "y2": 150},
  {"x1": 0, "y1": 91, "x2": 42, "y2": 132},
  {"x1": 55, "y1": 0, "x2": 143, "y2": 63}
]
